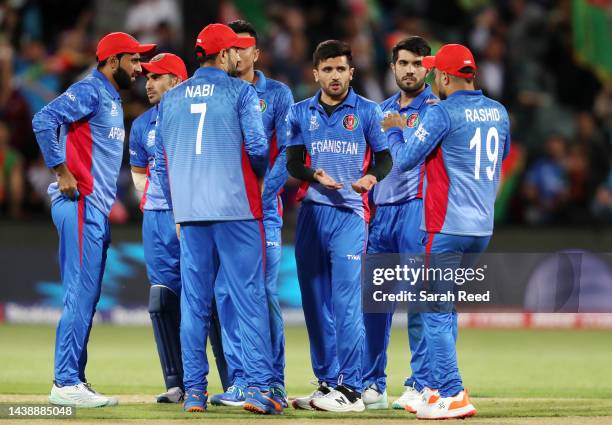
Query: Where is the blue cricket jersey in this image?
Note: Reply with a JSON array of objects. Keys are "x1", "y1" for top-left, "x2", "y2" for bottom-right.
[
  {"x1": 373, "y1": 85, "x2": 437, "y2": 205},
  {"x1": 32, "y1": 69, "x2": 125, "y2": 216},
  {"x1": 155, "y1": 66, "x2": 268, "y2": 223},
  {"x1": 287, "y1": 88, "x2": 388, "y2": 222},
  {"x1": 387, "y1": 90, "x2": 511, "y2": 236},
  {"x1": 129, "y1": 105, "x2": 170, "y2": 211},
  {"x1": 253, "y1": 70, "x2": 294, "y2": 229}
]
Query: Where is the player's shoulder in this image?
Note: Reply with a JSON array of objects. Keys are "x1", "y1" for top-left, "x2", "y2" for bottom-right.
[
  {"x1": 483, "y1": 95, "x2": 510, "y2": 119},
  {"x1": 65, "y1": 74, "x2": 100, "y2": 98},
  {"x1": 266, "y1": 77, "x2": 293, "y2": 97},
  {"x1": 380, "y1": 93, "x2": 399, "y2": 111},
  {"x1": 354, "y1": 92, "x2": 380, "y2": 112},
  {"x1": 290, "y1": 97, "x2": 311, "y2": 113},
  {"x1": 133, "y1": 105, "x2": 157, "y2": 128}
]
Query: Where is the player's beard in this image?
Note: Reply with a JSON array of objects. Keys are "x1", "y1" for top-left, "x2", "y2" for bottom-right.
[
  {"x1": 113, "y1": 66, "x2": 132, "y2": 90},
  {"x1": 396, "y1": 74, "x2": 425, "y2": 96},
  {"x1": 227, "y1": 60, "x2": 239, "y2": 77},
  {"x1": 438, "y1": 87, "x2": 448, "y2": 100},
  {"x1": 322, "y1": 80, "x2": 349, "y2": 101}
]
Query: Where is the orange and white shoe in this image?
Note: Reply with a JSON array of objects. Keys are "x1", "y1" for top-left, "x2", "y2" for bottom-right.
[{"x1": 416, "y1": 389, "x2": 476, "y2": 420}]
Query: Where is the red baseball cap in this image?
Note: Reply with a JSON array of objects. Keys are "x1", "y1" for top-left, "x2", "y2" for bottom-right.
[
  {"x1": 96, "y1": 32, "x2": 157, "y2": 62},
  {"x1": 141, "y1": 53, "x2": 188, "y2": 81},
  {"x1": 422, "y1": 44, "x2": 477, "y2": 78},
  {"x1": 195, "y1": 23, "x2": 255, "y2": 56}
]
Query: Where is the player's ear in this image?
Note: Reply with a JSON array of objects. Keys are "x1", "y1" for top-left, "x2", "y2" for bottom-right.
[
  {"x1": 109, "y1": 55, "x2": 119, "y2": 70},
  {"x1": 253, "y1": 48, "x2": 260, "y2": 64},
  {"x1": 313, "y1": 68, "x2": 319, "y2": 82},
  {"x1": 349, "y1": 67, "x2": 354, "y2": 81}
]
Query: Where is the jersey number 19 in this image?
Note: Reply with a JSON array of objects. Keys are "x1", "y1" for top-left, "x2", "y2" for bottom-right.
[{"x1": 469, "y1": 127, "x2": 499, "y2": 181}]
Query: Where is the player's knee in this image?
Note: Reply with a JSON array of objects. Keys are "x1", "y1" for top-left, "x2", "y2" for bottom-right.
[{"x1": 148, "y1": 284, "x2": 180, "y2": 314}]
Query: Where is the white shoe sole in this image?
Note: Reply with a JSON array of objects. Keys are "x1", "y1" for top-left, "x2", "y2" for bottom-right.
[
  {"x1": 417, "y1": 404, "x2": 477, "y2": 420},
  {"x1": 49, "y1": 394, "x2": 109, "y2": 408},
  {"x1": 218, "y1": 400, "x2": 245, "y2": 407},
  {"x1": 364, "y1": 400, "x2": 388, "y2": 410},
  {"x1": 310, "y1": 399, "x2": 366, "y2": 412}
]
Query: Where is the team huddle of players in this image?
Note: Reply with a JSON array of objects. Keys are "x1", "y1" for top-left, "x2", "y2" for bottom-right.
[{"x1": 32, "y1": 18, "x2": 510, "y2": 420}]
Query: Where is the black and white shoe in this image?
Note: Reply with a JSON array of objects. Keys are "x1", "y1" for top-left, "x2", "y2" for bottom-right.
[
  {"x1": 310, "y1": 384, "x2": 365, "y2": 412},
  {"x1": 157, "y1": 386, "x2": 184, "y2": 403}
]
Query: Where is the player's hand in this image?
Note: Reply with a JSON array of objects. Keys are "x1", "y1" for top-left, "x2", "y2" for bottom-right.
[
  {"x1": 351, "y1": 174, "x2": 377, "y2": 193},
  {"x1": 381, "y1": 112, "x2": 407, "y2": 132},
  {"x1": 176, "y1": 224, "x2": 181, "y2": 239},
  {"x1": 314, "y1": 169, "x2": 343, "y2": 190},
  {"x1": 54, "y1": 164, "x2": 78, "y2": 200}
]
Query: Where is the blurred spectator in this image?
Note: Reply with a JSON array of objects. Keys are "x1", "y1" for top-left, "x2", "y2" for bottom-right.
[
  {"x1": 0, "y1": 120, "x2": 24, "y2": 218},
  {"x1": 523, "y1": 135, "x2": 569, "y2": 224},
  {"x1": 26, "y1": 154, "x2": 54, "y2": 211},
  {"x1": 592, "y1": 169, "x2": 612, "y2": 221},
  {"x1": 125, "y1": 0, "x2": 181, "y2": 47}
]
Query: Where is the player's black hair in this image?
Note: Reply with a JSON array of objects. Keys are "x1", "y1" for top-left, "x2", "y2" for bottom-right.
[
  {"x1": 391, "y1": 36, "x2": 431, "y2": 64},
  {"x1": 455, "y1": 66, "x2": 476, "y2": 83},
  {"x1": 227, "y1": 19, "x2": 258, "y2": 44},
  {"x1": 97, "y1": 53, "x2": 124, "y2": 69},
  {"x1": 312, "y1": 40, "x2": 352, "y2": 68},
  {"x1": 195, "y1": 46, "x2": 219, "y2": 65}
]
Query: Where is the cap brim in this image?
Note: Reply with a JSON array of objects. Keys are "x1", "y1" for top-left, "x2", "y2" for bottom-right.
[
  {"x1": 422, "y1": 56, "x2": 436, "y2": 69},
  {"x1": 131, "y1": 43, "x2": 157, "y2": 56},
  {"x1": 232, "y1": 36, "x2": 256, "y2": 49},
  {"x1": 141, "y1": 62, "x2": 167, "y2": 75}
]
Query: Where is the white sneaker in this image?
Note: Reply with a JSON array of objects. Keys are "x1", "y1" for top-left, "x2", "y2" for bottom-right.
[
  {"x1": 83, "y1": 382, "x2": 118, "y2": 407},
  {"x1": 291, "y1": 382, "x2": 330, "y2": 410},
  {"x1": 392, "y1": 384, "x2": 421, "y2": 410},
  {"x1": 157, "y1": 386, "x2": 184, "y2": 403},
  {"x1": 49, "y1": 383, "x2": 113, "y2": 408},
  {"x1": 362, "y1": 383, "x2": 388, "y2": 410},
  {"x1": 310, "y1": 387, "x2": 366, "y2": 413},
  {"x1": 416, "y1": 389, "x2": 476, "y2": 420}
]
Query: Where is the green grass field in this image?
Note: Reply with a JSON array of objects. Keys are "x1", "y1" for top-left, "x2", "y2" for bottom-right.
[{"x1": 1, "y1": 324, "x2": 612, "y2": 423}]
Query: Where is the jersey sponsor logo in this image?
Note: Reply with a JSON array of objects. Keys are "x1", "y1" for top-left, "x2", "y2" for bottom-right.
[
  {"x1": 64, "y1": 92, "x2": 76, "y2": 102},
  {"x1": 184, "y1": 84, "x2": 215, "y2": 98},
  {"x1": 110, "y1": 101, "x2": 119, "y2": 117},
  {"x1": 342, "y1": 114, "x2": 359, "y2": 131},
  {"x1": 309, "y1": 114, "x2": 319, "y2": 131},
  {"x1": 108, "y1": 127, "x2": 125, "y2": 141},
  {"x1": 266, "y1": 240, "x2": 281, "y2": 247},
  {"x1": 259, "y1": 99, "x2": 267, "y2": 113},
  {"x1": 346, "y1": 254, "x2": 361, "y2": 261},
  {"x1": 407, "y1": 112, "x2": 419, "y2": 128},
  {"x1": 311, "y1": 139, "x2": 358, "y2": 155},
  {"x1": 464, "y1": 108, "x2": 501, "y2": 122},
  {"x1": 414, "y1": 124, "x2": 429, "y2": 142},
  {"x1": 146, "y1": 129, "x2": 156, "y2": 147}
]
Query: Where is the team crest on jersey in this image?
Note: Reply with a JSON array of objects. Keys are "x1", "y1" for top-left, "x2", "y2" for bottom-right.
[
  {"x1": 110, "y1": 101, "x2": 119, "y2": 117},
  {"x1": 342, "y1": 114, "x2": 359, "y2": 131},
  {"x1": 309, "y1": 114, "x2": 319, "y2": 131},
  {"x1": 407, "y1": 113, "x2": 419, "y2": 128},
  {"x1": 146, "y1": 129, "x2": 156, "y2": 147},
  {"x1": 259, "y1": 99, "x2": 267, "y2": 113}
]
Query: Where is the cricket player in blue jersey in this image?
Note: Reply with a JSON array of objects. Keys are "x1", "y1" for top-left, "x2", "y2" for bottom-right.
[
  {"x1": 287, "y1": 40, "x2": 392, "y2": 413},
  {"x1": 361, "y1": 36, "x2": 437, "y2": 412},
  {"x1": 32, "y1": 32, "x2": 156, "y2": 408},
  {"x1": 129, "y1": 53, "x2": 188, "y2": 404},
  {"x1": 383, "y1": 44, "x2": 511, "y2": 419},
  {"x1": 209, "y1": 19, "x2": 294, "y2": 408},
  {"x1": 154, "y1": 23, "x2": 282, "y2": 415}
]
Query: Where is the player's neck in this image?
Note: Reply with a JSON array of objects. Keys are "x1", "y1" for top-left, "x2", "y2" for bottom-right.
[
  {"x1": 239, "y1": 68, "x2": 257, "y2": 84},
  {"x1": 99, "y1": 67, "x2": 120, "y2": 91},
  {"x1": 399, "y1": 85, "x2": 425, "y2": 109}
]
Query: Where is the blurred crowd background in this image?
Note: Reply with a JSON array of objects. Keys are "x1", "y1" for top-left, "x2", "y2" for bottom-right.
[{"x1": 0, "y1": 0, "x2": 610, "y2": 227}]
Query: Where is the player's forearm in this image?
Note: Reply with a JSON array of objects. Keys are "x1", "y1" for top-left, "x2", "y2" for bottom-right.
[
  {"x1": 387, "y1": 128, "x2": 423, "y2": 172},
  {"x1": 286, "y1": 145, "x2": 317, "y2": 182},
  {"x1": 263, "y1": 150, "x2": 288, "y2": 201},
  {"x1": 367, "y1": 149, "x2": 393, "y2": 181}
]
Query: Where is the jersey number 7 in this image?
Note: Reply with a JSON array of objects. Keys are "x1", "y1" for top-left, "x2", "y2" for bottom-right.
[{"x1": 191, "y1": 103, "x2": 207, "y2": 155}]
